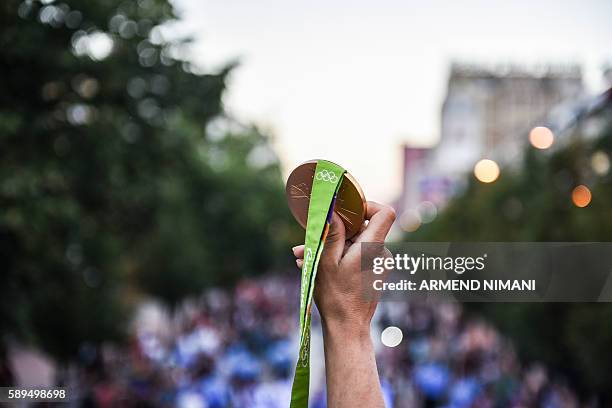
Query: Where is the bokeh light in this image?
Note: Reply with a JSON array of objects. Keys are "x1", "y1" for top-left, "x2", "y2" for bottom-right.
[
  {"x1": 417, "y1": 201, "x2": 437, "y2": 224},
  {"x1": 399, "y1": 210, "x2": 421, "y2": 232},
  {"x1": 571, "y1": 185, "x2": 592, "y2": 208},
  {"x1": 529, "y1": 126, "x2": 554, "y2": 149},
  {"x1": 381, "y1": 326, "x2": 403, "y2": 347},
  {"x1": 72, "y1": 30, "x2": 114, "y2": 61},
  {"x1": 474, "y1": 159, "x2": 500, "y2": 183},
  {"x1": 591, "y1": 150, "x2": 610, "y2": 176}
]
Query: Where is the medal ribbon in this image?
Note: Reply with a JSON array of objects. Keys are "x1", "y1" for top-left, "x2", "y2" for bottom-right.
[{"x1": 290, "y1": 160, "x2": 345, "y2": 408}]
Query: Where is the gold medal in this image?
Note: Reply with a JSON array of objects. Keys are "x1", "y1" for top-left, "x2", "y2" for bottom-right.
[{"x1": 285, "y1": 160, "x2": 367, "y2": 239}]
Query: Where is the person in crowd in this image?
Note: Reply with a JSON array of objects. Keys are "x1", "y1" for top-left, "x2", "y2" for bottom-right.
[{"x1": 74, "y1": 201, "x2": 579, "y2": 407}]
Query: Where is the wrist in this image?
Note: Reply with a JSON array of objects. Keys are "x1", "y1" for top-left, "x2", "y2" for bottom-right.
[{"x1": 321, "y1": 315, "x2": 372, "y2": 342}]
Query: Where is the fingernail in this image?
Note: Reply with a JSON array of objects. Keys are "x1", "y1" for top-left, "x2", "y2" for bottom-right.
[
  {"x1": 292, "y1": 246, "x2": 298, "y2": 252},
  {"x1": 296, "y1": 259, "x2": 303, "y2": 267}
]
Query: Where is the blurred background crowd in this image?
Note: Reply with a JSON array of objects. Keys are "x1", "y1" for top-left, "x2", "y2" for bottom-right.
[
  {"x1": 5, "y1": 275, "x2": 586, "y2": 407},
  {"x1": 1, "y1": 0, "x2": 612, "y2": 406}
]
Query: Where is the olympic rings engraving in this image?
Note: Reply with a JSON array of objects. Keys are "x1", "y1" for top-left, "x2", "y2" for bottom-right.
[{"x1": 315, "y1": 169, "x2": 338, "y2": 183}]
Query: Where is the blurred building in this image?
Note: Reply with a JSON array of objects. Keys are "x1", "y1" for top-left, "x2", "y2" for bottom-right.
[
  {"x1": 435, "y1": 63, "x2": 583, "y2": 171},
  {"x1": 397, "y1": 63, "x2": 585, "y2": 230}
]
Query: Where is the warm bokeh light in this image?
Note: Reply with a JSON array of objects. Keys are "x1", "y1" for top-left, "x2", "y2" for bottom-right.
[
  {"x1": 572, "y1": 185, "x2": 592, "y2": 208},
  {"x1": 399, "y1": 210, "x2": 421, "y2": 232},
  {"x1": 474, "y1": 159, "x2": 500, "y2": 183},
  {"x1": 529, "y1": 126, "x2": 554, "y2": 149}
]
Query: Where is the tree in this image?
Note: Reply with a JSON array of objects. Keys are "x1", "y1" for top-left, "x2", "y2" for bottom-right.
[
  {"x1": 0, "y1": 0, "x2": 296, "y2": 361},
  {"x1": 407, "y1": 117, "x2": 612, "y2": 400}
]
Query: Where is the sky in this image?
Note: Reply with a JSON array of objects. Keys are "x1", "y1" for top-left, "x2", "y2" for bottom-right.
[{"x1": 170, "y1": 0, "x2": 612, "y2": 202}]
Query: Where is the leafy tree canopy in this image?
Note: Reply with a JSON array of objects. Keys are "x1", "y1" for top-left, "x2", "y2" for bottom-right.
[
  {"x1": 407, "y1": 116, "x2": 612, "y2": 398},
  {"x1": 0, "y1": 0, "x2": 297, "y2": 360}
]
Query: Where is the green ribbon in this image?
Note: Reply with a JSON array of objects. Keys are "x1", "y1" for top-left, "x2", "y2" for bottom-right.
[{"x1": 290, "y1": 160, "x2": 346, "y2": 408}]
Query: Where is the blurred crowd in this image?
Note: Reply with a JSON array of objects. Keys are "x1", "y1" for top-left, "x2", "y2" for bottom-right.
[
  {"x1": 375, "y1": 302, "x2": 579, "y2": 408},
  {"x1": 72, "y1": 275, "x2": 581, "y2": 408}
]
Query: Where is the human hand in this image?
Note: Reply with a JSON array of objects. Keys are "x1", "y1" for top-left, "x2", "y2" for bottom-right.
[{"x1": 292, "y1": 201, "x2": 395, "y2": 334}]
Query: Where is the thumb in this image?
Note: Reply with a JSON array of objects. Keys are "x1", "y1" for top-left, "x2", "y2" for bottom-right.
[{"x1": 320, "y1": 212, "x2": 346, "y2": 267}]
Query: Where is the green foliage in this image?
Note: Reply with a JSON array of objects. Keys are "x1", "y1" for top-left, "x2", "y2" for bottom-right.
[
  {"x1": 407, "y1": 118, "x2": 612, "y2": 397},
  {"x1": 136, "y1": 124, "x2": 299, "y2": 304},
  {"x1": 0, "y1": 0, "x2": 296, "y2": 360}
]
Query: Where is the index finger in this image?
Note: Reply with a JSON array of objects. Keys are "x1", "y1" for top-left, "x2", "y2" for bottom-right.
[{"x1": 354, "y1": 201, "x2": 396, "y2": 244}]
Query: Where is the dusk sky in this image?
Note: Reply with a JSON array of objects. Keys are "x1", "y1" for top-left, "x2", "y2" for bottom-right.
[{"x1": 171, "y1": 0, "x2": 612, "y2": 201}]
